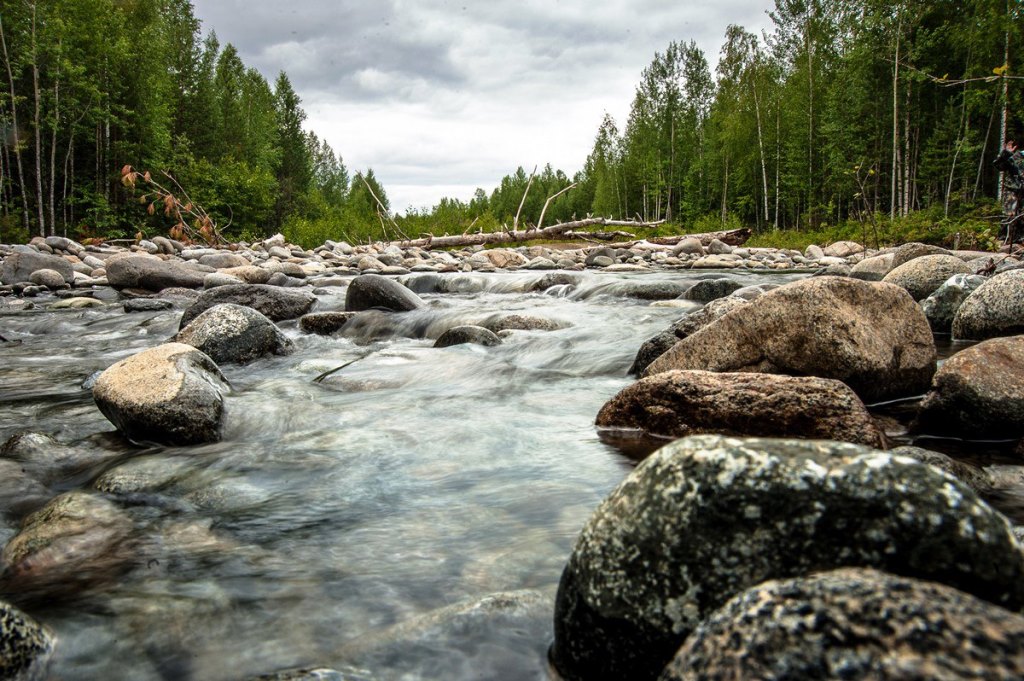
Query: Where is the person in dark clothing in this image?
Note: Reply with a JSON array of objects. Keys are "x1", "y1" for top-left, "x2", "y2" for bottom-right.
[{"x1": 994, "y1": 139, "x2": 1024, "y2": 244}]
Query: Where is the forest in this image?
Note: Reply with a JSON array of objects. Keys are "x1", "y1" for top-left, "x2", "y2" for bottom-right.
[{"x1": 0, "y1": 0, "x2": 1022, "y2": 248}]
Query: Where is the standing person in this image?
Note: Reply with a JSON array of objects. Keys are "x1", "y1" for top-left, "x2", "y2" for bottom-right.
[{"x1": 994, "y1": 139, "x2": 1024, "y2": 245}]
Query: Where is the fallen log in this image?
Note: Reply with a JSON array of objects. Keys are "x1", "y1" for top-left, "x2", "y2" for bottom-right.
[
  {"x1": 391, "y1": 218, "x2": 666, "y2": 250},
  {"x1": 636, "y1": 228, "x2": 752, "y2": 247}
]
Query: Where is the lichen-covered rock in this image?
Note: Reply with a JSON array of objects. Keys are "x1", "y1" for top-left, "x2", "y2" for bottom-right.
[
  {"x1": 952, "y1": 269, "x2": 1024, "y2": 340},
  {"x1": 0, "y1": 491, "x2": 134, "y2": 599},
  {"x1": 921, "y1": 273, "x2": 987, "y2": 333},
  {"x1": 92, "y1": 343, "x2": 229, "y2": 445},
  {"x1": 683, "y1": 278, "x2": 743, "y2": 302},
  {"x1": 881, "y1": 253, "x2": 972, "y2": 301},
  {"x1": 630, "y1": 297, "x2": 750, "y2": 376},
  {"x1": 658, "y1": 568, "x2": 1024, "y2": 681},
  {"x1": 0, "y1": 600, "x2": 54, "y2": 680},
  {"x1": 433, "y1": 325, "x2": 502, "y2": 348},
  {"x1": 889, "y1": 445, "x2": 994, "y2": 495},
  {"x1": 551, "y1": 435, "x2": 1024, "y2": 681},
  {"x1": 644, "y1": 277, "x2": 936, "y2": 403},
  {"x1": 299, "y1": 311, "x2": 358, "y2": 335},
  {"x1": 174, "y1": 303, "x2": 293, "y2": 365},
  {"x1": 179, "y1": 284, "x2": 316, "y2": 329},
  {"x1": 0, "y1": 251, "x2": 73, "y2": 285},
  {"x1": 596, "y1": 370, "x2": 885, "y2": 447},
  {"x1": 104, "y1": 254, "x2": 206, "y2": 290},
  {"x1": 345, "y1": 273, "x2": 424, "y2": 312},
  {"x1": 915, "y1": 335, "x2": 1024, "y2": 439}
]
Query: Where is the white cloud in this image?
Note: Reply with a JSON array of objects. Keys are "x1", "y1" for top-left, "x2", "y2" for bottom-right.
[{"x1": 190, "y1": 0, "x2": 775, "y2": 213}]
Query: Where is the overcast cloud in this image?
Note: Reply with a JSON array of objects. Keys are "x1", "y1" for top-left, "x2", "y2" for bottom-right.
[{"x1": 190, "y1": 0, "x2": 775, "y2": 213}]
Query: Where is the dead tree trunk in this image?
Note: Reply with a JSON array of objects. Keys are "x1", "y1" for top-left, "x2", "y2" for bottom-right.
[{"x1": 391, "y1": 218, "x2": 666, "y2": 250}]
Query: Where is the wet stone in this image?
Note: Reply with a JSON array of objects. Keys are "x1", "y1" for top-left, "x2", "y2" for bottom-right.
[
  {"x1": 174, "y1": 303, "x2": 294, "y2": 365},
  {"x1": 0, "y1": 600, "x2": 54, "y2": 680},
  {"x1": 123, "y1": 298, "x2": 174, "y2": 313},
  {"x1": 434, "y1": 325, "x2": 502, "y2": 348}
]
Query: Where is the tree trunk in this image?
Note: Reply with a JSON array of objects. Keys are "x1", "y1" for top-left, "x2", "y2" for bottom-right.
[
  {"x1": 891, "y1": 14, "x2": 901, "y2": 220},
  {"x1": 974, "y1": 103, "x2": 996, "y2": 201},
  {"x1": 774, "y1": 108, "x2": 780, "y2": 230},
  {"x1": 720, "y1": 153, "x2": 729, "y2": 224},
  {"x1": 944, "y1": 84, "x2": 968, "y2": 217},
  {"x1": 391, "y1": 217, "x2": 667, "y2": 250},
  {"x1": 0, "y1": 12, "x2": 30, "y2": 234},
  {"x1": 753, "y1": 83, "x2": 770, "y2": 232},
  {"x1": 997, "y1": 7, "x2": 1010, "y2": 201},
  {"x1": 48, "y1": 39, "x2": 61, "y2": 237},
  {"x1": 30, "y1": 1, "x2": 45, "y2": 236}
]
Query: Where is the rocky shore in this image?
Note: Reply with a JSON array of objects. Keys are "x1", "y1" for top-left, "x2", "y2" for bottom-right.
[{"x1": 1, "y1": 231, "x2": 1024, "y2": 679}]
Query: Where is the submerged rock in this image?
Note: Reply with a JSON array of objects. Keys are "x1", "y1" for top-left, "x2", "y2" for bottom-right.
[
  {"x1": 433, "y1": 325, "x2": 502, "y2": 348},
  {"x1": 174, "y1": 303, "x2": 293, "y2": 365},
  {"x1": 644, "y1": 277, "x2": 936, "y2": 403},
  {"x1": 299, "y1": 311, "x2": 358, "y2": 335},
  {"x1": 596, "y1": 370, "x2": 885, "y2": 447},
  {"x1": 92, "y1": 343, "x2": 229, "y2": 445},
  {"x1": 659, "y1": 568, "x2": 1024, "y2": 681},
  {"x1": 551, "y1": 435, "x2": 1024, "y2": 681},
  {"x1": 179, "y1": 284, "x2": 316, "y2": 329},
  {"x1": 345, "y1": 274, "x2": 424, "y2": 312},
  {"x1": 479, "y1": 313, "x2": 564, "y2": 333},
  {"x1": 952, "y1": 269, "x2": 1024, "y2": 340},
  {"x1": 915, "y1": 335, "x2": 1024, "y2": 440},
  {"x1": 0, "y1": 600, "x2": 54, "y2": 680}
]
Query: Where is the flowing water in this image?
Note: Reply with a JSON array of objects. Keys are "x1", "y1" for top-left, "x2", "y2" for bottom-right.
[{"x1": 0, "y1": 268, "x2": 1014, "y2": 680}]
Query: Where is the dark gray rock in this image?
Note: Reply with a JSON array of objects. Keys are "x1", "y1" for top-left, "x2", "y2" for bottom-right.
[
  {"x1": 92, "y1": 343, "x2": 229, "y2": 445},
  {"x1": 617, "y1": 281, "x2": 690, "y2": 301},
  {"x1": 645, "y1": 277, "x2": 936, "y2": 403},
  {"x1": 0, "y1": 460, "x2": 50, "y2": 517},
  {"x1": 920, "y1": 273, "x2": 987, "y2": 333},
  {"x1": 174, "y1": 303, "x2": 293, "y2": 365},
  {"x1": 529, "y1": 272, "x2": 582, "y2": 292},
  {"x1": 0, "y1": 600, "x2": 54, "y2": 680},
  {"x1": 683, "y1": 278, "x2": 743, "y2": 302},
  {"x1": 1, "y1": 431, "x2": 118, "y2": 485},
  {"x1": 952, "y1": 270, "x2": 1024, "y2": 340},
  {"x1": 881, "y1": 253, "x2": 973, "y2": 301},
  {"x1": 479, "y1": 313, "x2": 564, "y2": 332},
  {"x1": 551, "y1": 435, "x2": 1024, "y2": 681},
  {"x1": 434, "y1": 325, "x2": 502, "y2": 348},
  {"x1": 299, "y1": 311, "x2": 358, "y2": 335},
  {"x1": 345, "y1": 274, "x2": 424, "y2": 312},
  {"x1": 889, "y1": 445, "x2": 994, "y2": 495},
  {"x1": 179, "y1": 284, "x2": 316, "y2": 330},
  {"x1": 915, "y1": 335, "x2": 1024, "y2": 439},
  {"x1": 659, "y1": 568, "x2": 1024, "y2": 681},
  {"x1": 123, "y1": 298, "x2": 174, "y2": 313},
  {"x1": 105, "y1": 254, "x2": 206, "y2": 290},
  {"x1": 596, "y1": 370, "x2": 885, "y2": 447},
  {"x1": 0, "y1": 251, "x2": 74, "y2": 285}
]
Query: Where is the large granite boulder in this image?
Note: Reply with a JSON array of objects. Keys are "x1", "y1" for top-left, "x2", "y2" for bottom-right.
[
  {"x1": 659, "y1": 568, "x2": 1024, "y2": 681},
  {"x1": 596, "y1": 370, "x2": 885, "y2": 447},
  {"x1": 92, "y1": 343, "x2": 229, "y2": 445},
  {"x1": 174, "y1": 303, "x2": 293, "y2": 365},
  {"x1": 890, "y1": 242, "x2": 950, "y2": 269},
  {"x1": 630, "y1": 297, "x2": 750, "y2": 376},
  {"x1": 915, "y1": 335, "x2": 1024, "y2": 439},
  {"x1": 0, "y1": 251, "x2": 74, "y2": 285},
  {"x1": 0, "y1": 491, "x2": 134, "y2": 599},
  {"x1": 105, "y1": 254, "x2": 206, "y2": 290},
  {"x1": 682, "y1": 278, "x2": 743, "y2": 302},
  {"x1": 0, "y1": 601, "x2": 54, "y2": 679},
  {"x1": 550, "y1": 435, "x2": 1024, "y2": 681},
  {"x1": 849, "y1": 253, "x2": 894, "y2": 281},
  {"x1": 345, "y1": 274, "x2": 424, "y2": 312},
  {"x1": 179, "y1": 284, "x2": 316, "y2": 329},
  {"x1": 644, "y1": 277, "x2": 936, "y2": 403},
  {"x1": 881, "y1": 253, "x2": 972, "y2": 301},
  {"x1": 920, "y1": 273, "x2": 987, "y2": 333},
  {"x1": 951, "y1": 269, "x2": 1024, "y2": 340}
]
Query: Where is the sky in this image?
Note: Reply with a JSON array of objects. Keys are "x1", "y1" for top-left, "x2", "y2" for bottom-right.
[{"x1": 189, "y1": 0, "x2": 776, "y2": 214}]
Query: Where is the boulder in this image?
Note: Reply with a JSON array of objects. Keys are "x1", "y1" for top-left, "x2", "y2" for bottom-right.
[
  {"x1": 682, "y1": 278, "x2": 743, "y2": 302},
  {"x1": 345, "y1": 274, "x2": 424, "y2": 312},
  {"x1": 596, "y1": 370, "x2": 885, "y2": 447},
  {"x1": 247, "y1": 667, "x2": 375, "y2": 681},
  {"x1": 434, "y1": 325, "x2": 502, "y2": 348},
  {"x1": 179, "y1": 284, "x2": 316, "y2": 329},
  {"x1": 915, "y1": 335, "x2": 1024, "y2": 439},
  {"x1": 104, "y1": 254, "x2": 206, "y2": 290},
  {"x1": 0, "y1": 491, "x2": 134, "y2": 599},
  {"x1": 951, "y1": 269, "x2": 1024, "y2": 340},
  {"x1": 891, "y1": 241, "x2": 950, "y2": 269},
  {"x1": 1, "y1": 431, "x2": 118, "y2": 484},
  {"x1": 198, "y1": 252, "x2": 249, "y2": 269},
  {"x1": 644, "y1": 277, "x2": 936, "y2": 403},
  {"x1": 529, "y1": 271, "x2": 582, "y2": 293},
  {"x1": 849, "y1": 253, "x2": 894, "y2": 281},
  {"x1": 630, "y1": 297, "x2": 750, "y2": 376},
  {"x1": 479, "y1": 313, "x2": 564, "y2": 332},
  {"x1": 0, "y1": 251, "x2": 74, "y2": 285},
  {"x1": 0, "y1": 601, "x2": 54, "y2": 679},
  {"x1": 706, "y1": 239, "x2": 733, "y2": 255},
  {"x1": 920, "y1": 273, "x2": 987, "y2": 333},
  {"x1": 123, "y1": 298, "x2": 174, "y2": 313},
  {"x1": 478, "y1": 249, "x2": 528, "y2": 268},
  {"x1": 881, "y1": 253, "x2": 972, "y2": 301},
  {"x1": 299, "y1": 311, "x2": 358, "y2": 335},
  {"x1": 672, "y1": 238, "x2": 704, "y2": 256},
  {"x1": 174, "y1": 303, "x2": 294, "y2": 365},
  {"x1": 0, "y1": 460, "x2": 50, "y2": 516},
  {"x1": 28, "y1": 268, "x2": 67, "y2": 289},
  {"x1": 617, "y1": 281, "x2": 689, "y2": 300},
  {"x1": 822, "y1": 240, "x2": 864, "y2": 258},
  {"x1": 551, "y1": 435, "x2": 1024, "y2": 681},
  {"x1": 889, "y1": 445, "x2": 994, "y2": 495},
  {"x1": 659, "y1": 568, "x2": 1024, "y2": 681},
  {"x1": 92, "y1": 343, "x2": 229, "y2": 445},
  {"x1": 221, "y1": 265, "x2": 272, "y2": 284}
]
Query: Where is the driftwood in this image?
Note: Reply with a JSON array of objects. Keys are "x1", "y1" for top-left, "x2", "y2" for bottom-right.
[
  {"x1": 392, "y1": 218, "x2": 666, "y2": 250},
  {"x1": 631, "y1": 228, "x2": 752, "y2": 247}
]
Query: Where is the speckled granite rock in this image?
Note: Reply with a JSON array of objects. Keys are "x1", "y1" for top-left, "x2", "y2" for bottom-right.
[
  {"x1": 915, "y1": 335, "x2": 1024, "y2": 439},
  {"x1": 92, "y1": 343, "x2": 229, "y2": 445},
  {"x1": 881, "y1": 253, "x2": 972, "y2": 301},
  {"x1": 659, "y1": 568, "x2": 1024, "y2": 681},
  {"x1": 952, "y1": 270, "x2": 1024, "y2": 340},
  {"x1": 644, "y1": 277, "x2": 936, "y2": 403},
  {"x1": 550, "y1": 435, "x2": 1024, "y2": 681},
  {"x1": 920, "y1": 273, "x2": 987, "y2": 333},
  {"x1": 630, "y1": 297, "x2": 750, "y2": 376},
  {"x1": 596, "y1": 370, "x2": 885, "y2": 447},
  {"x1": 0, "y1": 600, "x2": 53, "y2": 680},
  {"x1": 890, "y1": 242, "x2": 950, "y2": 269},
  {"x1": 889, "y1": 445, "x2": 994, "y2": 495},
  {"x1": 174, "y1": 303, "x2": 293, "y2": 365},
  {"x1": 433, "y1": 325, "x2": 502, "y2": 348}
]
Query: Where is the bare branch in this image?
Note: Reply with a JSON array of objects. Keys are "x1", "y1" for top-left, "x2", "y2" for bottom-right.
[
  {"x1": 537, "y1": 182, "x2": 578, "y2": 231},
  {"x1": 513, "y1": 165, "x2": 537, "y2": 233}
]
